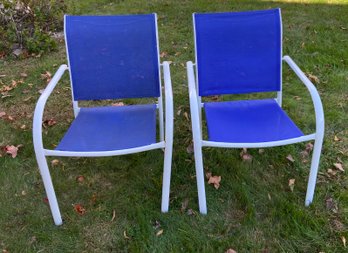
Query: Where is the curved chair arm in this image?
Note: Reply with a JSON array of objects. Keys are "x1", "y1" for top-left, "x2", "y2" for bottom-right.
[
  {"x1": 283, "y1": 56, "x2": 324, "y2": 139},
  {"x1": 162, "y1": 61, "x2": 174, "y2": 143},
  {"x1": 33, "y1": 64, "x2": 69, "y2": 151},
  {"x1": 187, "y1": 61, "x2": 202, "y2": 140}
]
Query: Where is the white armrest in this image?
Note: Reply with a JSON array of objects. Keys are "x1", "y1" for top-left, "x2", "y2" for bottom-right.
[
  {"x1": 187, "y1": 61, "x2": 202, "y2": 140},
  {"x1": 162, "y1": 61, "x2": 174, "y2": 143},
  {"x1": 283, "y1": 56, "x2": 324, "y2": 138},
  {"x1": 33, "y1": 64, "x2": 69, "y2": 150}
]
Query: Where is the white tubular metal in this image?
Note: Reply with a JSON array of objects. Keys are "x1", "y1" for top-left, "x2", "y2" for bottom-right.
[
  {"x1": 187, "y1": 61, "x2": 207, "y2": 214},
  {"x1": 202, "y1": 134, "x2": 316, "y2": 149},
  {"x1": 33, "y1": 64, "x2": 68, "y2": 226},
  {"x1": 161, "y1": 61, "x2": 174, "y2": 212},
  {"x1": 283, "y1": 55, "x2": 325, "y2": 206},
  {"x1": 44, "y1": 142, "x2": 165, "y2": 157},
  {"x1": 277, "y1": 9, "x2": 283, "y2": 107}
]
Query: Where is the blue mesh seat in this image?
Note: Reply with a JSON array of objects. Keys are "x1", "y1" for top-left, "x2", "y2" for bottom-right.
[
  {"x1": 33, "y1": 14, "x2": 174, "y2": 225},
  {"x1": 187, "y1": 9, "x2": 324, "y2": 214},
  {"x1": 56, "y1": 105, "x2": 157, "y2": 152},
  {"x1": 204, "y1": 99, "x2": 303, "y2": 143}
]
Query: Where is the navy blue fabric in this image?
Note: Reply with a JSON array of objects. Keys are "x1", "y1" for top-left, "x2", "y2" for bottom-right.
[
  {"x1": 204, "y1": 99, "x2": 303, "y2": 143},
  {"x1": 56, "y1": 104, "x2": 157, "y2": 151},
  {"x1": 65, "y1": 14, "x2": 160, "y2": 100},
  {"x1": 194, "y1": 9, "x2": 281, "y2": 96}
]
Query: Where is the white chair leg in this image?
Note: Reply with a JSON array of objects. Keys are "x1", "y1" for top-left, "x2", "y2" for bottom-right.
[
  {"x1": 193, "y1": 143, "x2": 207, "y2": 214},
  {"x1": 36, "y1": 153, "x2": 62, "y2": 225},
  {"x1": 161, "y1": 143, "x2": 173, "y2": 212},
  {"x1": 305, "y1": 137, "x2": 323, "y2": 206}
]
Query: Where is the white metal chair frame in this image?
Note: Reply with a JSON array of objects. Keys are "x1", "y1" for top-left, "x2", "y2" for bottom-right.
[
  {"x1": 188, "y1": 16, "x2": 324, "y2": 213},
  {"x1": 33, "y1": 16, "x2": 173, "y2": 226}
]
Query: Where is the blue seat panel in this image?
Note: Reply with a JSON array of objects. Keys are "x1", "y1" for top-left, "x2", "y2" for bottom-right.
[
  {"x1": 204, "y1": 99, "x2": 303, "y2": 143},
  {"x1": 65, "y1": 14, "x2": 160, "y2": 100},
  {"x1": 194, "y1": 9, "x2": 281, "y2": 96},
  {"x1": 56, "y1": 104, "x2": 157, "y2": 152}
]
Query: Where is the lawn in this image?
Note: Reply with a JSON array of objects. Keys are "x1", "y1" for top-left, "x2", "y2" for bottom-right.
[{"x1": 0, "y1": 0, "x2": 348, "y2": 252}]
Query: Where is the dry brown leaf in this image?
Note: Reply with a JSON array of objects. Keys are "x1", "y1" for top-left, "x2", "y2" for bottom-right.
[
  {"x1": 225, "y1": 249, "x2": 237, "y2": 253},
  {"x1": 41, "y1": 71, "x2": 52, "y2": 83},
  {"x1": 186, "y1": 143, "x2": 194, "y2": 154},
  {"x1": 160, "y1": 51, "x2": 168, "y2": 58},
  {"x1": 205, "y1": 172, "x2": 212, "y2": 180},
  {"x1": 240, "y1": 148, "x2": 252, "y2": 162},
  {"x1": 288, "y1": 179, "x2": 295, "y2": 192},
  {"x1": 326, "y1": 197, "x2": 338, "y2": 213},
  {"x1": 208, "y1": 175, "x2": 221, "y2": 189},
  {"x1": 5, "y1": 145, "x2": 19, "y2": 158},
  {"x1": 112, "y1": 102, "x2": 124, "y2": 106},
  {"x1": 123, "y1": 231, "x2": 130, "y2": 239},
  {"x1": 306, "y1": 143, "x2": 314, "y2": 152},
  {"x1": 43, "y1": 118, "x2": 57, "y2": 128},
  {"x1": 181, "y1": 198, "x2": 189, "y2": 213},
  {"x1": 156, "y1": 229, "x2": 164, "y2": 237},
  {"x1": 76, "y1": 175, "x2": 85, "y2": 183},
  {"x1": 20, "y1": 124, "x2": 26, "y2": 129},
  {"x1": 307, "y1": 73, "x2": 320, "y2": 84},
  {"x1": 176, "y1": 109, "x2": 182, "y2": 116},
  {"x1": 73, "y1": 204, "x2": 86, "y2": 215},
  {"x1": 111, "y1": 209, "x2": 116, "y2": 222},
  {"x1": 51, "y1": 159, "x2": 60, "y2": 166},
  {"x1": 20, "y1": 73, "x2": 28, "y2": 78},
  {"x1": 183, "y1": 112, "x2": 189, "y2": 121},
  {"x1": 334, "y1": 135, "x2": 340, "y2": 142},
  {"x1": 342, "y1": 236, "x2": 346, "y2": 248},
  {"x1": 327, "y1": 168, "x2": 337, "y2": 176},
  {"x1": 0, "y1": 111, "x2": 6, "y2": 117},
  {"x1": 286, "y1": 154, "x2": 295, "y2": 163},
  {"x1": 334, "y1": 163, "x2": 344, "y2": 172}
]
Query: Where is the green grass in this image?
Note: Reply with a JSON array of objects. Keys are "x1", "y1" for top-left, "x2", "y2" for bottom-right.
[{"x1": 1, "y1": 0, "x2": 348, "y2": 252}]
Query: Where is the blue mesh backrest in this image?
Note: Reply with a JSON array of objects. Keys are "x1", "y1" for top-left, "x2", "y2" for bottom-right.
[
  {"x1": 194, "y1": 9, "x2": 282, "y2": 96},
  {"x1": 65, "y1": 14, "x2": 160, "y2": 100}
]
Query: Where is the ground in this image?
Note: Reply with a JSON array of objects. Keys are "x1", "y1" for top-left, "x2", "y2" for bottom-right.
[{"x1": 0, "y1": 0, "x2": 348, "y2": 252}]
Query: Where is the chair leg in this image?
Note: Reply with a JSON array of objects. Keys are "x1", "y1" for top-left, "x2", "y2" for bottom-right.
[
  {"x1": 305, "y1": 137, "x2": 323, "y2": 206},
  {"x1": 36, "y1": 153, "x2": 62, "y2": 225},
  {"x1": 193, "y1": 143, "x2": 207, "y2": 214},
  {"x1": 161, "y1": 142, "x2": 173, "y2": 212}
]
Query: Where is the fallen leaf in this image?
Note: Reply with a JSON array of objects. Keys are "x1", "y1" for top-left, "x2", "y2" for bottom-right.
[
  {"x1": 342, "y1": 236, "x2": 346, "y2": 248},
  {"x1": 205, "y1": 172, "x2": 212, "y2": 179},
  {"x1": 20, "y1": 124, "x2": 26, "y2": 129},
  {"x1": 326, "y1": 197, "x2": 338, "y2": 213},
  {"x1": 73, "y1": 204, "x2": 86, "y2": 215},
  {"x1": 156, "y1": 229, "x2": 163, "y2": 237},
  {"x1": 186, "y1": 143, "x2": 194, "y2": 154},
  {"x1": 183, "y1": 112, "x2": 189, "y2": 121},
  {"x1": 111, "y1": 209, "x2": 116, "y2": 222},
  {"x1": 123, "y1": 231, "x2": 130, "y2": 239},
  {"x1": 21, "y1": 190, "x2": 27, "y2": 196},
  {"x1": 0, "y1": 111, "x2": 6, "y2": 117},
  {"x1": 41, "y1": 71, "x2": 52, "y2": 83},
  {"x1": 327, "y1": 168, "x2": 337, "y2": 176},
  {"x1": 20, "y1": 73, "x2": 28, "y2": 78},
  {"x1": 334, "y1": 135, "x2": 340, "y2": 142},
  {"x1": 187, "y1": 208, "x2": 195, "y2": 216},
  {"x1": 176, "y1": 109, "x2": 182, "y2": 116},
  {"x1": 293, "y1": 96, "x2": 301, "y2": 100},
  {"x1": 160, "y1": 51, "x2": 168, "y2": 58},
  {"x1": 288, "y1": 179, "x2": 295, "y2": 192},
  {"x1": 208, "y1": 175, "x2": 221, "y2": 189},
  {"x1": 258, "y1": 149, "x2": 265, "y2": 154},
  {"x1": 51, "y1": 159, "x2": 59, "y2": 166},
  {"x1": 240, "y1": 148, "x2": 252, "y2": 162},
  {"x1": 225, "y1": 249, "x2": 237, "y2": 253},
  {"x1": 286, "y1": 154, "x2": 295, "y2": 163},
  {"x1": 334, "y1": 163, "x2": 344, "y2": 172},
  {"x1": 43, "y1": 118, "x2": 57, "y2": 128},
  {"x1": 181, "y1": 198, "x2": 189, "y2": 213},
  {"x1": 76, "y1": 175, "x2": 85, "y2": 183},
  {"x1": 5, "y1": 145, "x2": 19, "y2": 158},
  {"x1": 111, "y1": 102, "x2": 124, "y2": 106},
  {"x1": 307, "y1": 73, "x2": 320, "y2": 84},
  {"x1": 305, "y1": 143, "x2": 314, "y2": 152}
]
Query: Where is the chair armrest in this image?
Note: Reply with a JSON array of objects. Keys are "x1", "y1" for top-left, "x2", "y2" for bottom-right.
[
  {"x1": 187, "y1": 61, "x2": 202, "y2": 140},
  {"x1": 162, "y1": 61, "x2": 174, "y2": 143},
  {"x1": 283, "y1": 56, "x2": 324, "y2": 138},
  {"x1": 33, "y1": 64, "x2": 69, "y2": 150}
]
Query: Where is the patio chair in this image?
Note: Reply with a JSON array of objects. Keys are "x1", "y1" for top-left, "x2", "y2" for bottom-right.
[
  {"x1": 33, "y1": 14, "x2": 173, "y2": 225},
  {"x1": 187, "y1": 9, "x2": 324, "y2": 214}
]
